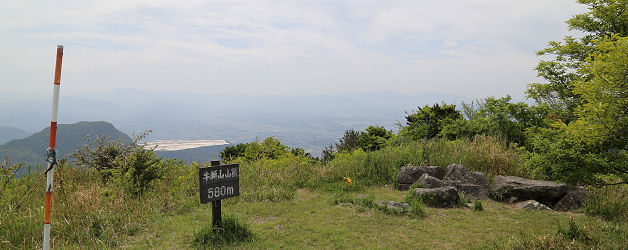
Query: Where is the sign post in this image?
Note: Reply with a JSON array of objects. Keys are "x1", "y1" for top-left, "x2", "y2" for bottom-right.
[{"x1": 199, "y1": 160, "x2": 239, "y2": 226}]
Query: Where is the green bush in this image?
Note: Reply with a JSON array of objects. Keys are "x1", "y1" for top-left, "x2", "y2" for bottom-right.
[
  {"x1": 192, "y1": 215, "x2": 253, "y2": 248},
  {"x1": 112, "y1": 147, "x2": 163, "y2": 196},
  {"x1": 473, "y1": 200, "x2": 484, "y2": 211}
]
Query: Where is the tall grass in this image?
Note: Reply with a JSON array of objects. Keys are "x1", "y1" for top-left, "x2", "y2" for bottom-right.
[
  {"x1": 584, "y1": 185, "x2": 628, "y2": 222},
  {"x1": 323, "y1": 135, "x2": 525, "y2": 187},
  {"x1": 0, "y1": 160, "x2": 200, "y2": 248}
]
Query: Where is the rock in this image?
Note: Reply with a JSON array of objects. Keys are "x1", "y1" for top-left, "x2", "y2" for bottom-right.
[
  {"x1": 516, "y1": 200, "x2": 552, "y2": 210},
  {"x1": 397, "y1": 166, "x2": 445, "y2": 190},
  {"x1": 377, "y1": 201, "x2": 411, "y2": 212},
  {"x1": 398, "y1": 184, "x2": 412, "y2": 191},
  {"x1": 455, "y1": 183, "x2": 489, "y2": 200},
  {"x1": 444, "y1": 164, "x2": 490, "y2": 186},
  {"x1": 465, "y1": 203, "x2": 475, "y2": 209},
  {"x1": 442, "y1": 164, "x2": 490, "y2": 199},
  {"x1": 554, "y1": 187, "x2": 590, "y2": 212},
  {"x1": 415, "y1": 173, "x2": 444, "y2": 188},
  {"x1": 413, "y1": 186, "x2": 460, "y2": 208},
  {"x1": 336, "y1": 202, "x2": 354, "y2": 207},
  {"x1": 490, "y1": 175, "x2": 568, "y2": 207}
]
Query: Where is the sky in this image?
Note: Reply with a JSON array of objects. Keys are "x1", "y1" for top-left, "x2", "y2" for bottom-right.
[{"x1": 0, "y1": 0, "x2": 587, "y2": 99}]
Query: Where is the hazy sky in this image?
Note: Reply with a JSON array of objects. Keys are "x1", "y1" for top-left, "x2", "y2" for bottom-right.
[{"x1": 1, "y1": 0, "x2": 586, "y2": 99}]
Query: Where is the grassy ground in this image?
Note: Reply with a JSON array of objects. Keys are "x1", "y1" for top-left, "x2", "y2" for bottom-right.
[
  {"x1": 122, "y1": 186, "x2": 618, "y2": 249},
  {"x1": 3, "y1": 137, "x2": 626, "y2": 249}
]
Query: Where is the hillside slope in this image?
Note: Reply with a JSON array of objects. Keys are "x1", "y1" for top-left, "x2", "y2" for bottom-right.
[
  {"x1": 0, "y1": 126, "x2": 29, "y2": 144},
  {"x1": 0, "y1": 121, "x2": 131, "y2": 172}
]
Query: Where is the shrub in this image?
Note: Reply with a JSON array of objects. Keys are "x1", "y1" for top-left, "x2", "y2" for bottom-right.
[
  {"x1": 473, "y1": 200, "x2": 484, "y2": 211},
  {"x1": 71, "y1": 131, "x2": 151, "y2": 183},
  {"x1": 192, "y1": 215, "x2": 253, "y2": 248},
  {"x1": 112, "y1": 147, "x2": 162, "y2": 196}
]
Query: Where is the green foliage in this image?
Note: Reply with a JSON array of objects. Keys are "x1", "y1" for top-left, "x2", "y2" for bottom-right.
[
  {"x1": 219, "y1": 137, "x2": 315, "y2": 164},
  {"x1": 584, "y1": 185, "x2": 628, "y2": 222},
  {"x1": 473, "y1": 200, "x2": 483, "y2": 212},
  {"x1": 458, "y1": 192, "x2": 472, "y2": 205},
  {"x1": 112, "y1": 147, "x2": 163, "y2": 196},
  {"x1": 400, "y1": 103, "x2": 462, "y2": 140},
  {"x1": 357, "y1": 126, "x2": 393, "y2": 152},
  {"x1": 522, "y1": 0, "x2": 628, "y2": 185},
  {"x1": 71, "y1": 130, "x2": 151, "y2": 183},
  {"x1": 442, "y1": 96, "x2": 551, "y2": 147},
  {"x1": 192, "y1": 215, "x2": 253, "y2": 248},
  {"x1": 219, "y1": 143, "x2": 249, "y2": 162},
  {"x1": 335, "y1": 129, "x2": 361, "y2": 153},
  {"x1": 324, "y1": 126, "x2": 394, "y2": 163},
  {"x1": 526, "y1": 37, "x2": 628, "y2": 185},
  {"x1": 72, "y1": 135, "x2": 128, "y2": 182},
  {"x1": 557, "y1": 218, "x2": 595, "y2": 244},
  {"x1": 525, "y1": 0, "x2": 628, "y2": 122}
]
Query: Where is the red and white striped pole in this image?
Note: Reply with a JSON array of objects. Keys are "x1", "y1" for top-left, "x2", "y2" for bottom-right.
[{"x1": 43, "y1": 45, "x2": 63, "y2": 250}]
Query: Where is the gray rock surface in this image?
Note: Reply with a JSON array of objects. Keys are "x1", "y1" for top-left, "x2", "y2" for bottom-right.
[
  {"x1": 490, "y1": 175, "x2": 568, "y2": 207},
  {"x1": 415, "y1": 173, "x2": 444, "y2": 188},
  {"x1": 397, "y1": 166, "x2": 445, "y2": 190},
  {"x1": 516, "y1": 200, "x2": 552, "y2": 210},
  {"x1": 443, "y1": 164, "x2": 490, "y2": 199},
  {"x1": 377, "y1": 201, "x2": 411, "y2": 212},
  {"x1": 413, "y1": 186, "x2": 460, "y2": 208},
  {"x1": 554, "y1": 187, "x2": 590, "y2": 212}
]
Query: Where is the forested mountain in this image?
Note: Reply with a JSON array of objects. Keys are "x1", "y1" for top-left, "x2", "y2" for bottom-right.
[{"x1": 0, "y1": 121, "x2": 130, "y2": 175}]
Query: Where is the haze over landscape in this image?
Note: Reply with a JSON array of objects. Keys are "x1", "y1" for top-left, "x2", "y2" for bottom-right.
[{"x1": 1, "y1": 0, "x2": 587, "y2": 156}]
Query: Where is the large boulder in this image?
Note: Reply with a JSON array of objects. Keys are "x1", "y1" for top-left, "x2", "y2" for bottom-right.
[
  {"x1": 415, "y1": 173, "x2": 444, "y2": 188},
  {"x1": 516, "y1": 200, "x2": 552, "y2": 211},
  {"x1": 490, "y1": 175, "x2": 568, "y2": 207},
  {"x1": 554, "y1": 187, "x2": 590, "y2": 212},
  {"x1": 454, "y1": 184, "x2": 489, "y2": 200},
  {"x1": 443, "y1": 164, "x2": 490, "y2": 199},
  {"x1": 413, "y1": 186, "x2": 460, "y2": 208},
  {"x1": 397, "y1": 166, "x2": 445, "y2": 190}
]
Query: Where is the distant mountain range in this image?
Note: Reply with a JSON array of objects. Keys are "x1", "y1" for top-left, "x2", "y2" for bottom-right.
[{"x1": 0, "y1": 89, "x2": 473, "y2": 156}]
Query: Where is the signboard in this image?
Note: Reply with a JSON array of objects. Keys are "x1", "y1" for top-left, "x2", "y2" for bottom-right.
[{"x1": 199, "y1": 163, "x2": 240, "y2": 204}]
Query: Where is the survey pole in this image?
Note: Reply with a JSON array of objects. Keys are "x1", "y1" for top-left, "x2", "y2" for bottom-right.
[{"x1": 43, "y1": 44, "x2": 63, "y2": 250}]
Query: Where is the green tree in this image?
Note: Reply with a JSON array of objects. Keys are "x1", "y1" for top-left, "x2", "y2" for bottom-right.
[
  {"x1": 441, "y1": 96, "x2": 550, "y2": 147},
  {"x1": 357, "y1": 126, "x2": 393, "y2": 152},
  {"x1": 335, "y1": 129, "x2": 361, "y2": 153},
  {"x1": 527, "y1": 0, "x2": 628, "y2": 123},
  {"x1": 400, "y1": 103, "x2": 462, "y2": 140}
]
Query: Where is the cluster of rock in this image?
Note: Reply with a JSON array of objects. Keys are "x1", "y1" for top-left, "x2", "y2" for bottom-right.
[{"x1": 398, "y1": 163, "x2": 589, "y2": 211}]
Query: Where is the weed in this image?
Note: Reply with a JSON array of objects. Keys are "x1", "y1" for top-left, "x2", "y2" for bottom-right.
[
  {"x1": 458, "y1": 191, "x2": 472, "y2": 206},
  {"x1": 192, "y1": 215, "x2": 253, "y2": 248},
  {"x1": 473, "y1": 200, "x2": 484, "y2": 211},
  {"x1": 409, "y1": 182, "x2": 425, "y2": 189},
  {"x1": 557, "y1": 218, "x2": 594, "y2": 244}
]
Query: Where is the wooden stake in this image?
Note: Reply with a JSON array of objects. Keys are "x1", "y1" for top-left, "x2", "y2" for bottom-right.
[{"x1": 210, "y1": 160, "x2": 222, "y2": 227}]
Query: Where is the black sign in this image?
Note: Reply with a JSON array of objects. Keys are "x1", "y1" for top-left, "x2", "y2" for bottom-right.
[{"x1": 199, "y1": 163, "x2": 240, "y2": 203}]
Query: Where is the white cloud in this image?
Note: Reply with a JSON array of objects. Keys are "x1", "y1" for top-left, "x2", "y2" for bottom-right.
[{"x1": 0, "y1": 0, "x2": 587, "y2": 98}]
